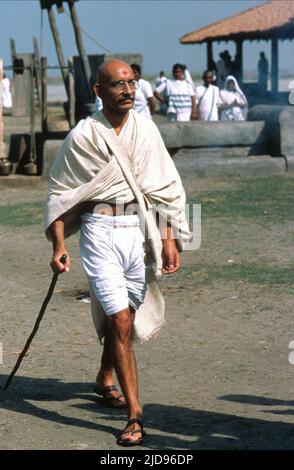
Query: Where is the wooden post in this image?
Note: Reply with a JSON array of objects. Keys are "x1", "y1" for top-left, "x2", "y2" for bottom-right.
[
  {"x1": 41, "y1": 56, "x2": 48, "y2": 135},
  {"x1": 207, "y1": 41, "x2": 213, "y2": 70},
  {"x1": 67, "y1": 0, "x2": 92, "y2": 102},
  {"x1": 33, "y1": 36, "x2": 41, "y2": 105},
  {"x1": 46, "y1": 5, "x2": 69, "y2": 99},
  {"x1": 235, "y1": 39, "x2": 243, "y2": 85},
  {"x1": 9, "y1": 38, "x2": 16, "y2": 62},
  {"x1": 29, "y1": 56, "x2": 36, "y2": 163},
  {"x1": 0, "y1": 58, "x2": 11, "y2": 175},
  {"x1": 68, "y1": 56, "x2": 76, "y2": 128},
  {"x1": 0, "y1": 58, "x2": 3, "y2": 160},
  {"x1": 271, "y1": 37, "x2": 278, "y2": 94}
]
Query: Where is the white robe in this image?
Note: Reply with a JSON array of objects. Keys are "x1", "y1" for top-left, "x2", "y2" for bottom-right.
[
  {"x1": 195, "y1": 84, "x2": 220, "y2": 121},
  {"x1": 45, "y1": 110, "x2": 190, "y2": 342},
  {"x1": 220, "y1": 75, "x2": 248, "y2": 121}
]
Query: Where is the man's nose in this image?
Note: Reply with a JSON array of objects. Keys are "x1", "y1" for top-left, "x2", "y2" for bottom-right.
[{"x1": 124, "y1": 82, "x2": 133, "y2": 92}]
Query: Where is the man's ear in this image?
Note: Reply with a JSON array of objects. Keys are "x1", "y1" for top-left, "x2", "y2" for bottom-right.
[{"x1": 93, "y1": 83, "x2": 102, "y2": 98}]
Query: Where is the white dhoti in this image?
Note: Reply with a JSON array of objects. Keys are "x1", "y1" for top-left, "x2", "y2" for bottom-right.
[{"x1": 80, "y1": 213, "x2": 149, "y2": 316}]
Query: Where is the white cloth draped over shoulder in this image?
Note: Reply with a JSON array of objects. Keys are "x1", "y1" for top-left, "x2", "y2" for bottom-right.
[
  {"x1": 195, "y1": 84, "x2": 220, "y2": 121},
  {"x1": 220, "y1": 75, "x2": 248, "y2": 121},
  {"x1": 45, "y1": 110, "x2": 191, "y2": 343}
]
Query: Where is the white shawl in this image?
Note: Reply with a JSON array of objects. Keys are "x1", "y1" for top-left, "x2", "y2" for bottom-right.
[
  {"x1": 220, "y1": 75, "x2": 248, "y2": 121},
  {"x1": 45, "y1": 110, "x2": 190, "y2": 342}
]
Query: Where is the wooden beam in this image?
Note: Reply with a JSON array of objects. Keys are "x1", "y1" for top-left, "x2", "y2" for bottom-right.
[
  {"x1": 41, "y1": 56, "x2": 48, "y2": 135},
  {"x1": 235, "y1": 39, "x2": 243, "y2": 84},
  {"x1": 67, "y1": 0, "x2": 92, "y2": 102},
  {"x1": 33, "y1": 37, "x2": 41, "y2": 105},
  {"x1": 46, "y1": 5, "x2": 69, "y2": 99},
  {"x1": 68, "y1": 56, "x2": 76, "y2": 128},
  {"x1": 29, "y1": 55, "x2": 36, "y2": 164},
  {"x1": 271, "y1": 37, "x2": 278, "y2": 94},
  {"x1": 9, "y1": 38, "x2": 16, "y2": 61},
  {"x1": 207, "y1": 41, "x2": 213, "y2": 70}
]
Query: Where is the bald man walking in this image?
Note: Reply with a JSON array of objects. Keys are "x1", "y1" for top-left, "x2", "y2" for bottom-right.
[{"x1": 45, "y1": 59, "x2": 189, "y2": 446}]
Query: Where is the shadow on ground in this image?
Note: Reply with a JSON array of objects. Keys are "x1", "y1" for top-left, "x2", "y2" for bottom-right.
[{"x1": 1, "y1": 375, "x2": 294, "y2": 449}]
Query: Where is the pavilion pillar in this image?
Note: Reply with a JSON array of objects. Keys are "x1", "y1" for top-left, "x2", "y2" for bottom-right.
[
  {"x1": 235, "y1": 39, "x2": 243, "y2": 84},
  {"x1": 207, "y1": 40, "x2": 213, "y2": 70},
  {"x1": 271, "y1": 37, "x2": 278, "y2": 94}
]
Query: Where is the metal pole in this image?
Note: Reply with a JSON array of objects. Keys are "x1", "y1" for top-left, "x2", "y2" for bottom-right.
[{"x1": 67, "y1": 0, "x2": 92, "y2": 102}]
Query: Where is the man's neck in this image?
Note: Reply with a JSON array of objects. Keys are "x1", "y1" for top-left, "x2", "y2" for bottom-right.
[{"x1": 102, "y1": 109, "x2": 130, "y2": 135}]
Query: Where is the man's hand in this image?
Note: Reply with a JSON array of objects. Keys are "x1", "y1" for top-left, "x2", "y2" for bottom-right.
[
  {"x1": 162, "y1": 239, "x2": 180, "y2": 274},
  {"x1": 50, "y1": 248, "x2": 70, "y2": 274},
  {"x1": 49, "y1": 217, "x2": 70, "y2": 274}
]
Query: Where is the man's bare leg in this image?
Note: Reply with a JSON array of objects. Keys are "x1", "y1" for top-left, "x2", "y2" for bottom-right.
[
  {"x1": 95, "y1": 335, "x2": 127, "y2": 407},
  {"x1": 106, "y1": 306, "x2": 143, "y2": 443}
]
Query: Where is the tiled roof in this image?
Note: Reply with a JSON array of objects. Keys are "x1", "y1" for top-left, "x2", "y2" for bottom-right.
[{"x1": 180, "y1": 0, "x2": 294, "y2": 44}]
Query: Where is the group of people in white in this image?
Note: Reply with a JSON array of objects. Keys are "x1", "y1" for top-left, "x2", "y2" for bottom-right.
[
  {"x1": 96, "y1": 62, "x2": 248, "y2": 123},
  {"x1": 4, "y1": 54, "x2": 267, "y2": 123},
  {"x1": 154, "y1": 64, "x2": 248, "y2": 122}
]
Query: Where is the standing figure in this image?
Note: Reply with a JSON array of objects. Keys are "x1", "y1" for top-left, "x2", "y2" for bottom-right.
[
  {"x1": 155, "y1": 71, "x2": 168, "y2": 115},
  {"x1": 219, "y1": 75, "x2": 248, "y2": 121},
  {"x1": 131, "y1": 64, "x2": 155, "y2": 119},
  {"x1": 155, "y1": 71, "x2": 167, "y2": 88},
  {"x1": 154, "y1": 63, "x2": 196, "y2": 122},
  {"x1": 2, "y1": 74, "x2": 12, "y2": 109},
  {"x1": 195, "y1": 70, "x2": 220, "y2": 121},
  {"x1": 45, "y1": 59, "x2": 190, "y2": 447},
  {"x1": 258, "y1": 51, "x2": 269, "y2": 95}
]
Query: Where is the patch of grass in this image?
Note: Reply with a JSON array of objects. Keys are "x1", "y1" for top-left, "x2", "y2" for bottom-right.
[
  {"x1": 0, "y1": 201, "x2": 44, "y2": 226},
  {"x1": 188, "y1": 176, "x2": 294, "y2": 223},
  {"x1": 179, "y1": 262, "x2": 294, "y2": 288}
]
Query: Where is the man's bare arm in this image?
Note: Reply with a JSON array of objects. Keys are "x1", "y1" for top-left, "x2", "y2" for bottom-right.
[
  {"x1": 154, "y1": 90, "x2": 165, "y2": 104},
  {"x1": 147, "y1": 96, "x2": 156, "y2": 115},
  {"x1": 191, "y1": 95, "x2": 198, "y2": 120},
  {"x1": 160, "y1": 224, "x2": 180, "y2": 274},
  {"x1": 49, "y1": 216, "x2": 71, "y2": 274}
]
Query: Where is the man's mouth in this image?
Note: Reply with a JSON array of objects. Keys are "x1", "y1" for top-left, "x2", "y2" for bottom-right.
[{"x1": 119, "y1": 96, "x2": 135, "y2": 104}]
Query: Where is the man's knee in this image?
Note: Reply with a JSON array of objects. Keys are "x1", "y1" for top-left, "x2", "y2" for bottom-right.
[{"x1": 107, "y1": 308, "x2": 133, "y2": 342}]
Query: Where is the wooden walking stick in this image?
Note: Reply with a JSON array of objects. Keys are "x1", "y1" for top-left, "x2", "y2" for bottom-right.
[{"x1": 4, "y1": 254, "x2": 67, "y2": 390}]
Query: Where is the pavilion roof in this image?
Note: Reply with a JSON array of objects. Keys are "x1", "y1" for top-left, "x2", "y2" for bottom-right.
[{"x1": 180, "y1": 0, "x2": 294, "y2": 44}]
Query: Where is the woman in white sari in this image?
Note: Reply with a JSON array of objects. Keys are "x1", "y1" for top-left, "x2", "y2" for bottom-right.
[{"x1": 219, "y1": 75, "x2": 248, "y2": 121}]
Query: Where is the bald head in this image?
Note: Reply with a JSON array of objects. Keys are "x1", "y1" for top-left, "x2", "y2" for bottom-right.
[
  {"x1": 97, "y1": 59, "x2": 133, "y2": 82},
  {"x1": 94, "y1": 59, "x2": 136, "y2": 117}
]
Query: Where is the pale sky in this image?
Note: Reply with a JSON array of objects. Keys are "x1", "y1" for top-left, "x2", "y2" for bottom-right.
[{"x1": 0, "y1": 0, "x2": 293, "y2": 75}]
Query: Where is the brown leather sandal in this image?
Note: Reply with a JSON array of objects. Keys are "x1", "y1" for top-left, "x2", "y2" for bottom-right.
[
  {"x1": 117, "y1": 418, "x2": 145, "y2": 446},
  {"x1": 93, "y1": 384, "x2": 127, "y2": 408}
]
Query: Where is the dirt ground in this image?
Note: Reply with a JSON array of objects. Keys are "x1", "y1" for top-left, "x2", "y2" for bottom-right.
[{"x1": 1, "y1": 114, "x2": 294, "y2": 449}]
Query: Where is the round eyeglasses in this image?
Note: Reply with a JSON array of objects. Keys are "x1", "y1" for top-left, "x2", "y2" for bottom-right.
[{"x1": 99, "y1": 79, "x2": 139, "y2": 91}]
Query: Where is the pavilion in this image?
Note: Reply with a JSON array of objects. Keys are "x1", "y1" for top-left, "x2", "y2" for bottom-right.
[{"x1": 180, "y1": 0, "x2": 294, "y2": 98}]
